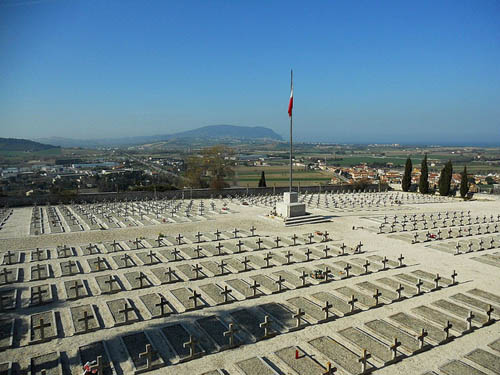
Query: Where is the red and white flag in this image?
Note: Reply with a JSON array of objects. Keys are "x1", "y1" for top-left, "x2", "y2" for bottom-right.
[{"x1": 288, "y1": 79, "x2": 293, "y2": 117}]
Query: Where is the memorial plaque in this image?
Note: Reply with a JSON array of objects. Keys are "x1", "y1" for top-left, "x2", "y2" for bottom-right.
[
  {"x1": 71, "y1": 304, "x2": 100, "y2": 334},
  {"x1": 107, "y1": 298, "x2": 139, "y2": 326},
  {"x1": 439, "y1": 360, "x2": 487, "y2": 375},
  {"x1": 236, "y1": 357, "x2": 279, "y2": 375},
  {"x1": 79, "y1": 341, "x2": 114, "y2": 375},
  {"x1": 121, "y1": 331, "x2": 164, "y2": 373},
  {"x1": 309, "y1": 336, "x2": 375, "y2": 374},
  {"x1": 30, "y1": 311, "x2": 57, "y2": 343},
  {"x1": 465, "y1": 348, "x2": 500, "y2": 374},
  {"x1": 31, "y1": 352, "x2": 61, "y2": 375}
]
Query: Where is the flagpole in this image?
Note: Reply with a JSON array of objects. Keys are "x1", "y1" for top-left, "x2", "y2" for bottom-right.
[{"x1": 289, "y1": 69, "x2": 293, "y2": 193}]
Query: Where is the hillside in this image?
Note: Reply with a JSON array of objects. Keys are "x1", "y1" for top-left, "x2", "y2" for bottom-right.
[
  {"x1": 36, "y1": 125, "x2": 283, "y2": 148},
  {"x1": 0, "y1": 137, "x2": 59, "y2": 152}
]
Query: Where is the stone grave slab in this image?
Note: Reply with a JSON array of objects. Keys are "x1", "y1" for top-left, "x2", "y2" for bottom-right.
[
  {"x1": 336, "y1": 286, "x2": 375, "y2": 308},
  {"x1": 196, "y1": 315, "x2": 240, "y2": 350},
  {"x1": 139, "y1": 293, "x2": 174, "y2": 318},
  {"x1": 95, "y1": 275, "x2": 123, "y2": 294},
  {"x1": 170, "y1": 287, "x2": 207, "y2": 311},
  {"x1": 150, "y1": 266, "x2": 182, "y2": 284},
  {"x1": 124, "y1": 271, "x2": 153, "y2": 290},
  {"x1": 375, "y1": 277, "x2": 417, "y2": 296},
  {"x1": 59, "y1": 260, "x2": 81, "y2": 276},
  {"x1": 158, "y1": 249, "x2": 185, "y2": 262},
  {"x1": 412, "y1": 305, "x2": 467, "y2": 333},
  {"x1": 30, "y1": 264, "x2": 51, "y2": 281},
  {"x1": 467, "y1": 288, "x2": 500, "y2": 305},
  {"x1": 79, "y1": 341, "x2": 115, "y2": 375},
  {"x1": 338, "y1": 327, "x2": 394, "y2": 364},
  {"x1": 107, "y1": 298, "x2": 139, "y2": 326},
  {"x1": 287, "y1": 296, "x2": 327, "y2": 322},
  {"x1": 367, "y1": 255, "x2": 399, "y2": 268},
  {"x1": 236, "y1": 357, "x2": 279, "y2": 375},
  {"x1": 30, "y1": 249, "x2": 49, "y2": 262},
  {"x1": 121, "y1": 331, "x2": 164, "y2": 373},
  {"x1": 389, "y1": 312, "x2": 447, "y2": 343},
  {"x1": 439, "y1": 360, "x2": 487, "y2": 375},
  {"x1": 472, "y1": 255, "x2": 500, "y2": 268},
  {"x1": 199, "y1": 243, "x2": 227, "y2": 257},
  {"x1": 160, "y1": 323, "x2": 205, "y2": 362},
  {"x1": 0, "y1": 267, "x2": 18, "y2": 285},
  {"x1": 136, "y1": 251, "x2": 161, "y2": 266},
  {"x1": 30, "y1": 311, "x2": 57, "y2": 343},
  {"x1": 103, "y1": 241, "x2": 125, "y2": 253},
  {"x1": 291, "y1": 249, "x2": 309, "y2": 262},
  {"x1": 31, "y1": 352, "x2": 61, "y2": 375},
  {"x1": 176, "y1": 264, "x2": 206, "y2": 280},
  {"x1": 56, "y1": 245, "x2": 75, "y2": 258},
  {"x1": 2, "y1": 251, "x2": 21, "y2": 265},
  {"x1": 199, "y1": 283, "x2": 235, "y2": 305},
  {"x1": 0, "y1": 289, "x2": 16, "y2": 310},
  {"x1": 0, "y1": 362, "x2": 11, "y2": 375},
  {"x1": 247, "y1": 255, "x2": 268, "y2": 268},
  {"x1": 70, "y1": 304, "x2": 100, "y2": 334},
  {"x1": 309, "y1": 336, "x2": 375, "y2": 375},
  {"x1": 225, "y1": 279, "x2": 261, "y2": 299},
  {"x1": 465, "y1": 348, "x2": 500, "y2": 374},
  {"x1": 275, "y1": 346, "x2": 325, "y2": 375},
  {"x1": 64, "y1": 279, "x2": 88, "y2": 300},
  {"x1": 411, "y1": 270, "x2": 452, "y2": 286},
  {"x1": 311, "y1": 291, "x2": 352, "y2": 316},
  {"x1": 0, "y1": 319, "x2": 14, "y2": 351},
  {"x1": 87, "y1": 257, "x2": 111, "y2": 272},
  {"x1": 199, "y1": 261, "x2": 223, "y2": 276},
  {"x1": 225, "y1": 258, "x2": 254, "y2": 273},
  {"x1": 364, "y1": 319, "x2": 422, "y2": 354},
  {"x1": 272, "y1": 270, "x2": 302, "y2": 288},
  {"x1": 259, "y1": 302, "x2": 306, "y2": 331},
  {"x1": 432, "y1": 299, "x2": 488, "y2": 326},
  {"x1": 357, "y1": 281, "x2": 397, "y2": 302},
  {"x1": 230, "y1": 308, "x2": 279, "y2": 341},
  {"x1": 81, "y1": 244, "x2": 103, "y2": 256},
  {"x1": 30, "y1": 284, "x2": 53, "y2": 306},
  {"x1": 112, "y1": 254, "x2": 137, "y2": 268},
  {"x1": 180, "y1": 246, "x2": 206, "y2": 259},
  {"x1": 249, "y1": 275, "x2": 280, "y2": 294},
  {"x1": 393, "y1": 273, "x2": 433, "y2": 291},
  {"x1": 489, "y1": 338, "x2": 500, "y2": 352},
  {"x1": 349, "y1": 257, "x2": 384, "y2": 272}
]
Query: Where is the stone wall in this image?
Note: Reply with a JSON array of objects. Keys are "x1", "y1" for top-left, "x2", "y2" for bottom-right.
[{"x1": 0, "y1": 183, "x2": 388, "y2": 207}]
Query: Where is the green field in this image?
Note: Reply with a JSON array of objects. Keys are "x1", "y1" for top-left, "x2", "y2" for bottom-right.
[{"x1": 232, "y1": 166, "x2": 332, "y2": 187}]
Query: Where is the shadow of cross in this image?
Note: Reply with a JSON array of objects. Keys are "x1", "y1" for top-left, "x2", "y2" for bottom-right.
[
  {"x1": 121, "y1": 254, "x2": 133, "y2": 268},
  {"x1": 119, "y1": 302, "x2": 135, "y2": 323},
  {"x1": 70, "y1": 280, "x2": 83, "y2": 298},
  {"x1": 94, "y1": 257, "x2": 107, "y2": 271},
  {"x1": 189, "y1": 290, "x2": 202, "y2": 309},
  {"x1": 105, "y1": 276, "x2": 119, "y2": 292},
  {"x1": 146, "y1": 250, "x2": 157, "y2": 265},
  {"x1": 34, "y1": 317, "x2": 51, "y2": 340},
  {"x1": 192, "y1": 264, "x2": 202, "y2": 280},
  {"x1": 135, "y1": 272, "x2": 149, "y2": 288},
  {"x1": 139, "y1": 344, "x2": 156, "y2": 370},
  {"x1": 32, "y1": 286, "x2": 47, "y2": 305},
  {"x1": 218, "y1": 260, "x2": 227, "y2": 276},
  {"x1": 255, "y1": 238, "x2": 263, "y2": 250},
  {"x1": 78, "y1": 310, "x2": 95, "y2": 333},
  {"x1": 65, "y1": 260, "x2": 77, "y2": 275},
  {"x1": 155, "y1": 295, "x2": 169, "y2": 316},
  {"x1": 4, "y1": 251, "x2": 14, "y2": 265},
  {"x1": 32, "y1": 264, "x2": 44, "y2": 280},
  {"x1": 1, "y1": 267, "x2": 12, "y2": 283}
]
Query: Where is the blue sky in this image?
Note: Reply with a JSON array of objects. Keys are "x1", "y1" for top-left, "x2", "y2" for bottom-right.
[{"x1": 1, "y1": 0, "x2": 499, "y2": 144}]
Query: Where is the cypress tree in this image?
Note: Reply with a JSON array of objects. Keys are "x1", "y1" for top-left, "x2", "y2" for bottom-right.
[
  {"x1": 402, "y1": 157, "x2": 412, "y2": 192},
  {"x1": 438, "y1": 160, "x2": 453, "y2": 196},
  {"x1": 258, "y1": 171, "x2": 267, "y2": 188},
  {"x1": 460, "y1": 165, "x2": 469, "y2": 198},
  {"x1": 419, "y1": 154, "x2": 429, "y2": 194}
]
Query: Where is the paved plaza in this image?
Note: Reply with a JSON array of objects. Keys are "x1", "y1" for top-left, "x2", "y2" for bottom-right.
[{"x1": 0, "y1": 191, "x2": 499, "y2": 375}]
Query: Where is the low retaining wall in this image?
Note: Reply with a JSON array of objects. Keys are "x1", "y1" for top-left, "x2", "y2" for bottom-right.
[{"x1": 0, "y1": 183, "x2": 388, "y2": 207}]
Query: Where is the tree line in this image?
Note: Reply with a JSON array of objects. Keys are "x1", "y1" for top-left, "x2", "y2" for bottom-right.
[{"x1": 402, "y1": 154, "x2": 471, "y2": 198}]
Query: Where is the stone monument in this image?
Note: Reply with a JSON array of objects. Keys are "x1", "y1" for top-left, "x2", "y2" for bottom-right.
[{"x1": 276, "y1": 192, "x2": 306, "y2": 219}]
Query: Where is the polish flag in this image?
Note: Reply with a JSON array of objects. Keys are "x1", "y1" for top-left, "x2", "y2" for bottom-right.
[{"x1": 288, "y1": 82, "x2": 293, "y2": 117}]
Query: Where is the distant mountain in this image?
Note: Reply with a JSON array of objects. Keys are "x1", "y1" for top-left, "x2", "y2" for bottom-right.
[
  {"x1": 35, "y1": 125, "x2": 283, "y2": 148},
  {"x1": 0, "y1": 137, "x2": 59, "y2": 152}
]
